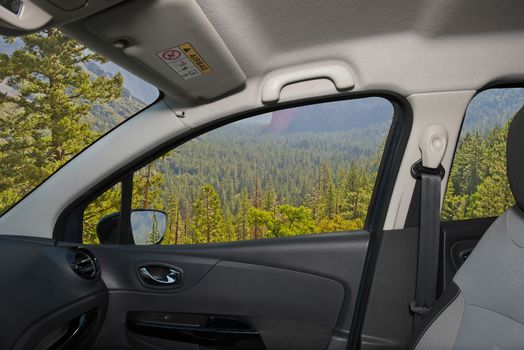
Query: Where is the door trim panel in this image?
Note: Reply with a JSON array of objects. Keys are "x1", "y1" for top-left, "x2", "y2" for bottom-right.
[{"x1": 88, "y1": 231, "x2": 370, "y2": 349}]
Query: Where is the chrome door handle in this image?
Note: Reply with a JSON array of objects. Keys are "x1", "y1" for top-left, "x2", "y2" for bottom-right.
[{"x1": 138, "y1": 266, "x2": 182, "y2": 287}]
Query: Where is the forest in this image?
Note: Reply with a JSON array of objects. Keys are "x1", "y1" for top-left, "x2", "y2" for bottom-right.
[
  {"x1": 442, "y1": 126, "x2": 514, "y2": 220},
  {"x1": 0, "y1": 30, "x2": 522, "y2": 246},
  {"x1": 82, "y1": 102, "x2": 393, "y2": 244},
  {"x1": 442, "y1": 88, "x2": 524, "y2": 220}
]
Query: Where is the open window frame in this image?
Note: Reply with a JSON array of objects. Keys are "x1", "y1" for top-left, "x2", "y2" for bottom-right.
[{"x1": 54, "y1": 91, "x2": 413, "y2": 244}]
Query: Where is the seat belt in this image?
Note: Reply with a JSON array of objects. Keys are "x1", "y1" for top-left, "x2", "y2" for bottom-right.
[{"x1": 410, "y1": 125, "x2": 448, "y2": 325}]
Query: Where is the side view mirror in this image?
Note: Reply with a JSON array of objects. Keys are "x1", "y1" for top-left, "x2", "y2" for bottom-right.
[{"x1": 96, "y1": 209, "x2": 167, "y2": 245}]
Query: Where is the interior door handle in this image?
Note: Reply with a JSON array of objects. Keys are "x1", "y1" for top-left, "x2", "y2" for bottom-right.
[{"x1": 138, "y1": 265, "x2": 181, "y2": 287}]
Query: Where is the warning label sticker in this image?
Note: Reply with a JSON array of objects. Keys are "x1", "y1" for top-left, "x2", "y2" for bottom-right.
[{"x1": 157, "y1": 43, "x2": 212, "y2": 81}]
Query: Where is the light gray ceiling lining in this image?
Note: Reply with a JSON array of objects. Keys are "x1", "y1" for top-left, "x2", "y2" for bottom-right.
[
  {"x1": 63, "y1": 0, "x2": 524, "y2": 103},
  {"x1": 194, "y1": 0, "x2": 524, "y2": 94}
]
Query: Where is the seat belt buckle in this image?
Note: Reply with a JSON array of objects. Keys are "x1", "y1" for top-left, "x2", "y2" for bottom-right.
[{"x1": 410, "y1": 300, "x2": 431, "y2": 316}]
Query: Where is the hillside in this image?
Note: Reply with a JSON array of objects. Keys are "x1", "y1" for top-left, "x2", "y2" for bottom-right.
[
  {"x1": 0, "y1": 38, "x2": 150, "y2": 134},
  {"x1": 462, "y1": 88, "x2": 524, "y2": 135},
  {"x1": 82, "y1": 62, "x2": 149, "y2": 132},
  {"x1": 268, "y1": 97, "x2": 392, "y2": 133},
  {"x1": 161, "y1": 117, "x2": 390, "y2": 209}
]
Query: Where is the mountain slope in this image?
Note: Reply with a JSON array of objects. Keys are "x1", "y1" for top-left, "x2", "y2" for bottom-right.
[
  {"x1": 463, "y1": 88, "x2": 524, "y2": 135},
  {"x1": 0, "y1": 38, "x2": 150, "y2": 134},
  {"x1": 268, "y1": 97, "x2": 393, "y2": 133}
]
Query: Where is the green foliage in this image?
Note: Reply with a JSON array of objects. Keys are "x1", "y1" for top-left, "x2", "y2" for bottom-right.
[
  {"x1": 271, "y1": 205, "x2": 317, "y2": 237},
  {"x1": 131, "y1": 143, "x2": 380, "y2": 245},
  {"x1": 159, "y1": 121, "x2": 388, "y2": 212},
  {"x1": 247, "y1": 207, "x2": 274, "y2": 238},
  {"x1": 442, "y1": 88, "x2": 524, "y2": 221},
  {"x1": 318, "y1": 215, "x2": 363, "y2": 233},
  {"x1": 443, "y1": 121, "x2": 514, "y2": 220},
  {"x1": 83, "y1": 183, "x2": 121, "y2": 244},
  {"x1": 192, "y1": 184, "x2": 224, "y2": 243},
  {"x1": 146, "y1": 212, "x2": 163, "y2": 245},
  {"x1": 0, "y1": 29, "x2": 123, "y2": 214},
  {"x1": 235, "y1": 188, "x2": 251, "y2": 241}
]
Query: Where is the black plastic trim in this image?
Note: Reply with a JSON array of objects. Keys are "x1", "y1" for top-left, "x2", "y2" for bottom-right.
[
  {"x1": 348, "y1": 94, "x2": 412, "y2": 350},
  {"x1": 67, "y1": 247, "x2": 100, "y2": 280},
  {"x1": 127, "y1": 312, "x2": 265, "y2": 350},
  {"x1": 360, "y1": 228, "x2": 419, "y2": 350},
  {"x1": 476, "y1": 80, "x2": 524, "y2": 93},
  {"x1": 410, "y1": 159, "x2": 445, "y2": 180},
  {"x1": 347, "y1": 229, "x2": 383, "y2": 350}
]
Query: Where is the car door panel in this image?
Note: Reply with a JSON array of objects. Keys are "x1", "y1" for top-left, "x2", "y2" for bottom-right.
[
  {"x1": 0, "y1": 236, "x2": 108, "y2": 350},
  {"x1": 88, "y1": 230, "x2": 370, "y2": 350},
  {"x1": 0, "y1": 230, "x2": 369, "y2": 350},
  {"x1": 361, "y1": 228, "x2": 418, "y2": 350}
]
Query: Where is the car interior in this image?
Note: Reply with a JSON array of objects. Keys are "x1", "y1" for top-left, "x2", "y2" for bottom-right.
[{"x1": 1, "y1": 0, "x2": 524, "y2": 349}]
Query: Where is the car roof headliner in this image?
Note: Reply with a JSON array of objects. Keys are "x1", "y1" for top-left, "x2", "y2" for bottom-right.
[{"x1": 5, "y1": 0, "x2": 524, "y2": 105}]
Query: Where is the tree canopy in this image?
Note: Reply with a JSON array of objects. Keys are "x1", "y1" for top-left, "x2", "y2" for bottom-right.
[{"x1": 0, "y1": 29, "x2": 123, "y2": 213}]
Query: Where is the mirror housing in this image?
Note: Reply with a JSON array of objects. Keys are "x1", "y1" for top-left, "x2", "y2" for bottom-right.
[{"x1": 96, "y1": 209, "x2": 167, "y2": 245}]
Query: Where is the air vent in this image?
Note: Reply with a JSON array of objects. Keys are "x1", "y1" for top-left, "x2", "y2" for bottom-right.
[{"x1": 67, "y1": 248, "x2": 100, "y2": 280}]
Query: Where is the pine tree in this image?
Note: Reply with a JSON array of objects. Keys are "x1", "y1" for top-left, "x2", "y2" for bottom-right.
[
  {"x1": 146, "y1": 212, "x2": 163, "y2": 245},
  {"x1": 324, "y1": 182, "x2": 337, "y2": 219},
  {"x1": 262, "y1": 186, "x2": 277, "y2": 214},
  {"x1": 449, "y1": 132, "x2": 484, "y2": 196},
  {"x1": 163, "y1": 194, "x2": 182, "y2": 245},
  {"x1": 236, "y1": 188, "x2": 250, "y2": 241},
  {"x1": 318, "y1": 162, "x2": 335, "y2": 219},
  {"x1": 443, "y1": 120, "x2": 515, "y2": 220},
  {"x1": 192, "y1": 184, "x2": 224, "y2": 243},
  {"x1": 224, "y1": 211, "x2": 236, "y2": 242},
  {"x1": 466, "y1": 123, "x2": 514, "y2": 217},
  {"x1": 180, "y1": 198, "x2": 193, "y2": 243},
  {"x1": 82, "y1": 183, "x2": 121, "y2": 244},
  {"x1": 0, "y1": 29, "x2": 123, "y2": 213},
  {"x1": 133, "y1": 162, "x2": 164, "y2": 210}
]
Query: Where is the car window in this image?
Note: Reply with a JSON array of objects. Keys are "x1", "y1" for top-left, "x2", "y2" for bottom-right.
[
  {"x1": 442, "y1": 88, "x2": 524, "y2": 220},
  {"x1": 0, "y1": 29, "x2": 159, "y2": 215},
  {"x1": 83, "y1": 97, "x2": 394, "y2": 244}
]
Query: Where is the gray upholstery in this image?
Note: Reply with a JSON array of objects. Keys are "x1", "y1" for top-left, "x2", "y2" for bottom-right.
[
  {"x1": 414, "y1": 292, "x2": 464, "y2": 350},
  {"x1": 415, "y1": 207, "x2": 524, "y2": 349},
  {"x1": 453, "y1": 207, "x2": 524, "y2": 349}
]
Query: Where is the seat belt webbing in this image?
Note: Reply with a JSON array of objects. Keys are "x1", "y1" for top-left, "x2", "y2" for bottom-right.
[
  {"x1": 410, "y1": 124, "x2": 448, "y2": 328},
  {"x1": 411, "y1": 170, "x2": 441, "y2": 319}
]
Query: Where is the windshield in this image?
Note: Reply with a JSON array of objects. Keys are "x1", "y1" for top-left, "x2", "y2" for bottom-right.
[{"x1": 0, "y1": 28, "x2": 159, "y2": 215}]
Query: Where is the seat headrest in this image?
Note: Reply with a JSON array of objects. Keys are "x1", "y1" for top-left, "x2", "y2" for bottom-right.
[{"x1": 507, "y1": 105, "x2": 524, "y2": 210}]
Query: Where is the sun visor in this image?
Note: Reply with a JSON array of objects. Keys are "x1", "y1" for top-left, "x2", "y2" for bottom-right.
[{"x1": 84, "y1": 0, "x2": 246, "y2": 100}]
